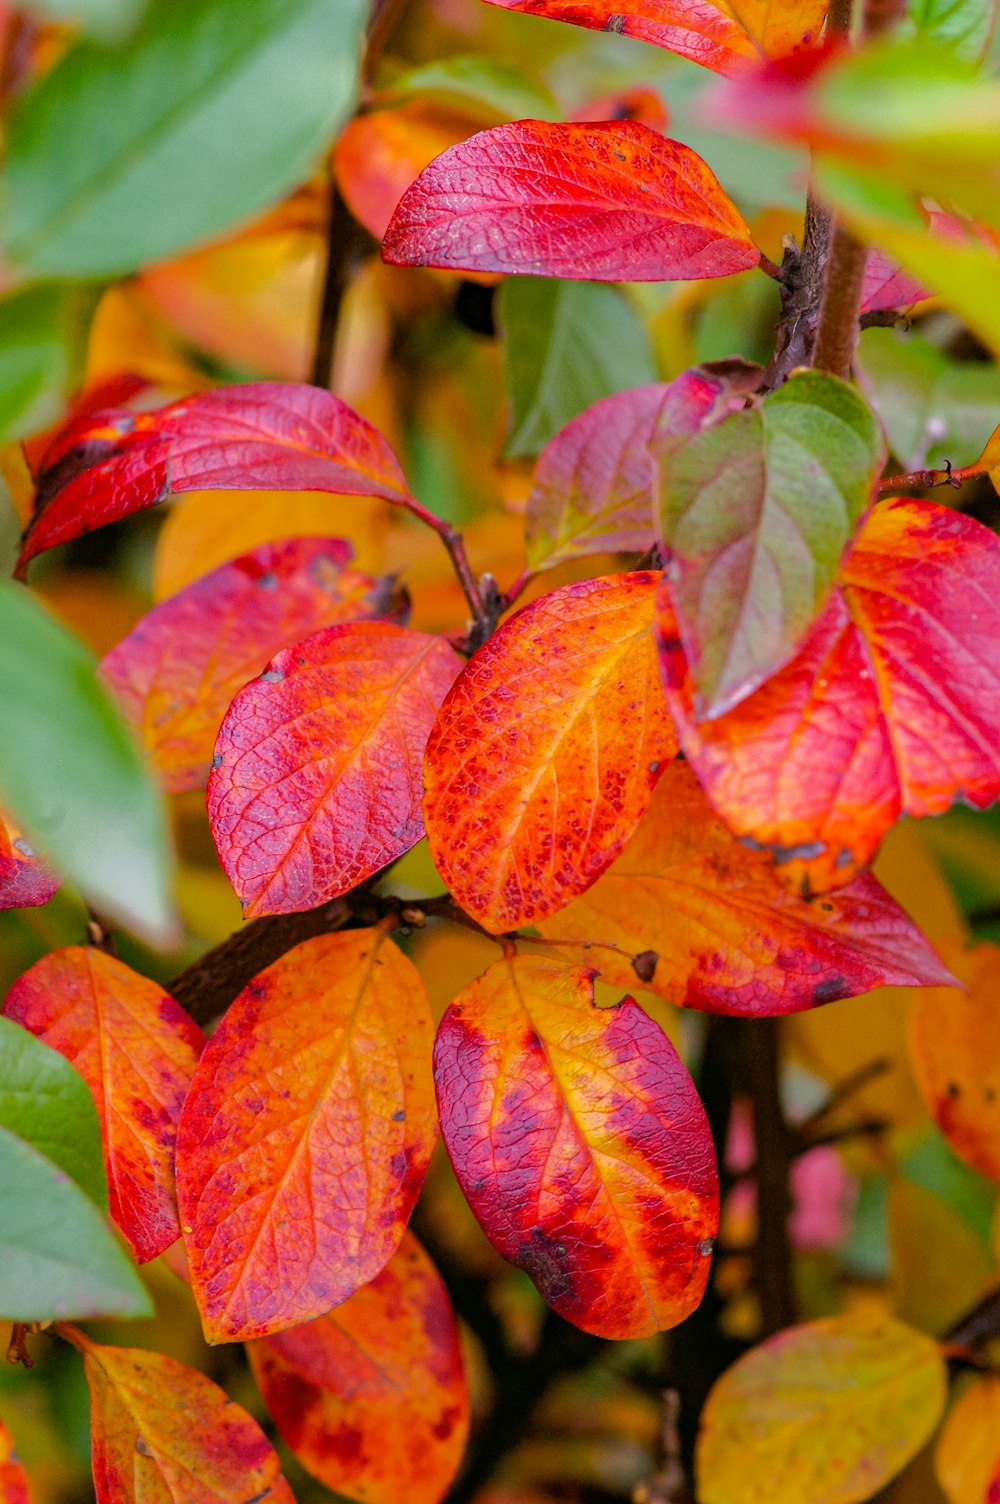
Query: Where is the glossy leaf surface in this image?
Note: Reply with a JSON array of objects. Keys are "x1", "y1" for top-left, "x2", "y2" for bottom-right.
[
  {"x1": 177, "y1": 930, "x2": 437, "y2": 1341},
  {"x1": 102, "y1": 538, "x2": 407, "y2": 793},
  {"x1": 524, "y1": 361, "x2": 760, "y2": 571},
  {"x1": 656, "y1": 369, "x2": 884, "y2": 717},
  {"x1": 909, "y1": 944, "x2": 1000, "y2": 1183},
  {"x1": 0, "y1": 809, "x2": 58, "y2": 910},
  {"x1": 697, "y1": 1313, "x2": 947, "y2": 1504},
  {"x1": 209, "y1": 623, "x2": 462, "y2": 917},
  {"x1": 935, "y1": 1375, "x2": 1000, "y2": 1504},
  {"x1": 0, "y1": 1418, "x2": 29, "y2": 1504},
  {"x1": 19, "y1": 382, "x2": 413, "y2": 571},
  {"x1": 540, "y1": 762, "x2": 955, "y2": 1015},
  {"x1": 247, "y1": 1232, "x2": 469, "y2": 1504},
  {"x1": 70, "y1": 1330, "x2": 295, "y2": 1504},
  {"x1": 434, "y1": 955, "x2": 718, "y2": 1339},
  {"x1": 383, "y1": 120, "x2": 758, "y2": 282},
  {"x1": 481, "y1": 0, "x2": 827, "y2": 77},
  {"x1": 4, "y1": 947, "x2": 204, "y2": 1262},
  {"x1": 425, "y1": 573, "x2": 677, "y2": 933},
  {"x1": 0, "y1": 1014, "x2": 106, "y2": 1210},
  {"x1": 658, "y1": 500, "x2": 1000, "y2": 893}
]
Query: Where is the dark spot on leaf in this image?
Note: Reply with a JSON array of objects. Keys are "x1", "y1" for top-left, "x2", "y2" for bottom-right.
[
  {"x1": 742, "y1": 835, "x2": 827, "y2": 865},
  {"x1": 649, "y1": 761, "x2": 660, "y2": 774},
  {"x1": 12, "y1": 838, "x2": 36, "y2": 858},
  {"x1": 259, "y1": 668, "x2": 284, "y2": 684},
  {"x1": 135, "y1": 1435, "x2": 153, "y2": 1457},
  {"x1": 605, "y1": 11, "x2": 626, "y2": 30},
  {"x1": 698, "y1": 1237, "x2": 715, "y2": 1257},
  {"x1": 256, "y1": 571, "x2": 278, "y2": 590},
  {"x1": 633, "y1": 950, "x2": 659, "y2": 984},
  {"x1": 946, "y1": 1081, "x2": 961, "y2": 1098},
  {"x1": 812, "y1": 975, "x2": 848, "y2": 1005},
  {"x1": 392, "y1": 1109, "x2": 406, "y2": 1122},
  {"x1": 211, "y1": 754, "x2": 224, "y2": 770},
  {"x1": 835, "y1": 847, "x2": 854, "y2": 868}
]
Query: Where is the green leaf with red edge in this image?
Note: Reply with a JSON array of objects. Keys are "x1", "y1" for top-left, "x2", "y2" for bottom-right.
[
  {"x1": 209, "y1": 622, "x2": 462, "y2": 918},
  {"x1": 64, "y1": 1327, "x2": 295, "y2": 1504},
  {"x1": 247, "y1": 1231, "x2": 469, "y2": 1504},
  {"x1": 539, "y1": 760, "x2": 956, "y2": 1015},
  {"x1": 3, "y1": 946, "x2": 204, "y2": 1263},
  {"x1": 382, "y1": 120, "x2": 759, "y2": 282},
  {"x1": 0, "y1": 808, "x2": 58, "y2": 910},
  {"x1": 424, "y1": 572, "x2": 678, "y2": 935},
  {"x1": 434, "y1": 955, "x2": 717, "y2": 1339},
  {"x1": 101, "y1": 538, "x2": 408, "y2": 794},
  {"x1": 696, "y1": 1312, "x2": 947, "y2": 1504},
  {"x1": 524, "y1": 361, "x2": 761, "y2": 572},
  {"x1": 480, "y1": 0, "x2": 828, "y2": 77},
  {"x1": 655, "y1": 369, "x2": 885, "y2": 719},
  {"x1": 656, "y1": 498, "x2": 1000, "y2": 895},
  {"x1": 176, "y1": 929, "x2": 437, "y2": 1343},
  {"x1": 17, "y1": 382, "x2": 414, "y2": 573},
  {"x1": 0, "y1": 1417, "x2": 30, "y2": 1504}
]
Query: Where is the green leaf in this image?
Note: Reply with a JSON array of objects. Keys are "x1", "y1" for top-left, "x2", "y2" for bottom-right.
[
  {"x1": 499, "y1": 279, "x2": 657, "y2": 460},
  {"x1": 384, "y1": 55, "x2": 559, "y2": 123},
  {"x1": 0, "y1": 582, "x2": 176, "y2": 946},
  {"x1": 23, "y1": 0, "x2": 148, "y2": 40},
  {"x1": 0, "y1": 284, "x2": 95, "y2": 444},
  {"x1": 903, "y1": 0, "x2": 999, "y2": 62},
  {"x1": 4, "y1": 0, "x2": 366, "y2": 278},
  {"x1": 0, "y1": 1124, "x2": 151, "y2": 1321},
  {"x1": 656, "y1": 369, "x2": 885, "y2": 718},
  {"x1": 0, "y1": 1016, "x2": 107, "y2": 1211},
  {"x1": 857, "y1": 326, "x2": 1000, "y2": 472}
]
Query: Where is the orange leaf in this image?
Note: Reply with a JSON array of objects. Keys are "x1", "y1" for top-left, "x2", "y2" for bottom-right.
[
  {"x1": 658, "y1": 499, "x2": 1000, "y2": 893},
  {"x1": 102, "y1": 538, "x2": 407, "y2": 793},
  {"x1": 62, "y1": 1328, "x2": 294, "y2": 1504},
  {"x1": 3, "y1": 948, "x2": 204, "y2": 1263},
  {"x1": 909, "y1": 943, "x2": 1000, "y2": 1183},
  {"x1": 433, "y1": 955, "x2": 718, "y2": 1338},
  {"x1": 935, "y1": 1374, "x2": 1000, "y2": 1504},
  {"x1": 424, "y1": 573, "x2": 678, "y2": 933},
  {"x1": 176, "y1": 929, "x2": 437, "y2": 1342},
  {"x1": 209, "y1": 623, "x2": 462, "y2": 917},
  {"x1": 0, "y1": 1417, "x2": 30, "y2": 1504},
  {"x1": 335, "y1": 103, "x2": 482, "y2": 242},
  {"x1": 539, "y1": 761, "x2": 956, "y2": 1014},
  {"x1": 247, "y1": 1231, "x2": 469, "y2": 1504},
  {"x1": 0, "y1": 808, "x2": 58, "y2": 911}
]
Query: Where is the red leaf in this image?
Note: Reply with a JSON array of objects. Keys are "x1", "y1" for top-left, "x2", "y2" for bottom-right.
[
  {"x1": 209, "y1": 622, "x2": 462, "y2": 917},
  {"x1": 860, "y1": 247, "x2": 928, "y2": 314},
  {"x1": 101, "y1": 538, "x2": 407, "y2": 794},
  {"x1": 424, "y1": 573, "x2": 678, "y2": 933},
  {"x1": 247, "y1": 1231, "x2": 469, "y2": 1504},
  {"x1": 3, "y1": 947, "x2": 204, "y2": 1262},
  {"x1": 658, "y1": 499, "x2": 1000, "y2": 893},
  {"x1": 382, "y1": 120, "x2": 759, "y2": 282},
  {"x1": 481, "y1": 0, "x2": 826, "y2": 76},
  {"x1": 19, "y1": 383, "x2": 414, "y2": 571},
  {"x1": 539, "y1": 761, "x2": 957, "y2": 1015},
  {"x1": 0, "y1": 1417, "x2": 30, "y2": 1504},
  {"x1": 0, "y1": 810, "x2": 58, "y2": 911},
  {"x1": 434, "y1": 955, "x2": 718, "y2": 1338},
  {"x1": 176, "y1": 929, "x2": 437, "y2": 1342}
]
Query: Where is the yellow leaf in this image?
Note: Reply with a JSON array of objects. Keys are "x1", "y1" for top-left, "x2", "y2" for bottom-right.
[{"x1": 935, "y1": 1376, "x2": 1000, "y2": 1504}]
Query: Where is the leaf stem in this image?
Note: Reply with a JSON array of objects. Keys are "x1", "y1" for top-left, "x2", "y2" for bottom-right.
[{"x1": 879, "y1": 458, "x2": 976, "y2": 494}]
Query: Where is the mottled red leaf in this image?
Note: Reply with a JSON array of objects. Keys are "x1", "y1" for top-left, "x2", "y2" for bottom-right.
[
  {"x1": 382, "y1": 120, "x2": 759, "y2": 282},
  {"x1": 658, "y1": 499, "x2": 1000, "y2": 893},
  {"x1": 62, "y1": 1327, "x2": 294, "y2": 1504},
  {"x1": 19, "y1": 382, "x2": 413, "y2": 571},
  {"x1": 3, "y1": 947, "x2": 204, "y2": 1263},
  {"x1": 0, "y1": 809, "x2": 58, "y2": 911},
  {"x1": 434, "y1": 955, "x2": 718, "y2": 1338},
  {"x1": 101, "y1": 538, "x2": 407, "y2": 794},
  {"x1": 524, "y1": 361, "x2": 760, "y2": 571},
  {"x1": 247, "y1": 1231, "x2": 469, "y2": 1504},
  {"x1": 540, "y1": 761, "x2": 956, "y2": 1015},
  {"x1": 0, "y1": 1417, "x2": 30, "y2": 1504},
  {"x1": 209, "y1": 622, "x2": 462, "y2": 917},
  {"x1": 176, "y1": 929, "x2": 437, "y2": 1342},
  {"x1": 482, "y1": 0, "x2": 827, "y2": 76},
  {"x1": 860, "y1": 247, "x2": 928, "y2": 314},
  {"x1": 424, "y1": 573, "x2": 678, "y2": 933}
]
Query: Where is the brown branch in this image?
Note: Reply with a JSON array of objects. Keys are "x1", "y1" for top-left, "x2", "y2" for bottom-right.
[
  {"x1": 811, "y1": 221, "x2": 868, "y2": 380},
  {"x1": 309, "y1": 181, "x2": 367, "y2": 391},
  {"x1": 946, "y1": 1284, "x2": 1000, "y2": 1355},
  {"x1": 878, "y1": 457, "x2": 983, "y2": 494},
  {"x1": 741, "y1": 1017, "x2": 796, "y2": 1335},
  {"x1": 364, "y1": 0, "x2": 409, "y2": 72}
]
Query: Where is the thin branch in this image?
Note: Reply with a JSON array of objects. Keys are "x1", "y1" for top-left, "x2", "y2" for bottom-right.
[
  {"x1": 796, "y1": 1056, "x2": 891, "y2": 1131},
  {"x1": 879, "y1": 457, "x2": 978, "y2": 495},
  {"x1": 811, "y1": 221, "x2": 868, "y2": 380},
  {"x1": 741, "y1": 1017, "x2": 796, "y2": 1335},
  {"x1": 364, "y1": 0, "x2": 409, "y2": 72},
  {"x1": 946, "y1": 1284, "x2": 1000, "y2": 1355},
  {"x1": 309, "y1": 181, "x2": 367, "y2": 391}
]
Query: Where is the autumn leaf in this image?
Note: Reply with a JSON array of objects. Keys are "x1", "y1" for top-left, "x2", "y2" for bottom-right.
[
  {"x1": 935, "y1": 1375, "x2": 1000, "y2": 1504},
  {"x1": 176, "y1": 929, "x2": 437, "y2": 1342},
  {"x1": 481, "y1": 0, "x2": 827, "y2": 77},
  {"x1": 658, "y1": 499, "x2": 1000, "y2": 893},
  {"x1": 0, "y1": 1417, "x2": 29, "y2": 1504},
  {"x1": 3, "y1": 947, "x2": 204, "y2": 1263},
  {"x1": 524, "y1": 361, "x2": 760, "y2": 572},
  {"x1": 382, "y1": 120, "x2": 759, "y2": 282},
  {"x1": 102, "y1": 537, "x2": 407, "y2": 793},
  {"x1": 424, "y1": 573, "x2": 677, "y2": 933},
  {"x1": 655, "y1": 369, "x2": 885, "y2": 717},
  {"x1": 860, "y1": 246, "x2": 929, "y2": 313},
  {"x1": 247, "y1": 1231, "x2": 469, "y2": 1504},
  {"x1": 908, "y1": 943, "x2": 1000, "y2": 1183},
  {"x1": 0, "y1": 808, "x2": 58, "y2": 911},
  {"x1": 62, "y1": 1327, "x2": 295, "y2": 1504},
  {"x1": 433, "y1": 955, "x2": 718, "y2": 1339},
  {"x1": 539, "y1": 761, "x2": 956, "y2": 1014},
  {"x1": 209, "y1": 622, "x2": 462, "y2": 917},
  {"x1": 18, "y1": 382, "x2": 414, "y2": 571},
  {"x1": 696, "y1": 1312, "x2": 947, "y2": 1504}
]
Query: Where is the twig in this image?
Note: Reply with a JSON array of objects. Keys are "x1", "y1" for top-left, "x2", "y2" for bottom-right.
[
  {"x1": 364, "y1": 0, "x2": 409, "y2": 71},
  {"x1": 740, "y1": 1017, "x2": 796, "y2": 1335},
  {"x1": 878, "y1": 458, "x2": 982, "y2": 494},
  {"x1": 635, "y1": 1391, "x2": 689, "y2": 1504},
  {"x1": 811, "y1": 221, "x2": 868, "y2": 380},
  {"x1": 309, "y1": 181, "x2": 367, "y2": 391},
  {"x1": 946, "y1": 1284, "x2": 1000, "y2": 1355},
  {"x1": 400, "y1": 499, "x2": 494, "y2": 645},
  {"x1": 795, "y1": 1057, "x2": 890, "y2": 1131}
]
